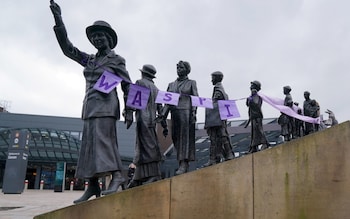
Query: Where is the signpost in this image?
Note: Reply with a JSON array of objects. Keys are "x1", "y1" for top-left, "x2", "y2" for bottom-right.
[
  {"x1": 2, "y1": 130, "x2": 30, "y2": 194},
  {"x1": 54, "y1": 161, "x2": 66, "y2": 192}
]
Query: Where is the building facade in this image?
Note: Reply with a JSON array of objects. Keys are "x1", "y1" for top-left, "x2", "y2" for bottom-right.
[{"x1": 0, "y1": 112, "x2": 281, "y2": 190}]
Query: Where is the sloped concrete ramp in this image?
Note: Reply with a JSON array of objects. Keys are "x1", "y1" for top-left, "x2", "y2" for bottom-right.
[{"x1": 35, "y1": 121, "x2": 350, "y2": 219}]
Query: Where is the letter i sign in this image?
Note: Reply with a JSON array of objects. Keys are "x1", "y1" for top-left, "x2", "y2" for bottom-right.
[{"x1": 218, "y1": 100, "x2": 240, "y2": 120}]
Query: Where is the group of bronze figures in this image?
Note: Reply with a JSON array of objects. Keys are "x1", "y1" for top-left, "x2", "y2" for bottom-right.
[
  {"x1": 49, "y1": 1, "x2": 337, "y2": 204},
  {"x1": 278, "y1": 87, "x2": 338, "y2": 142},
  {"x1": 50, "y1": 1, "x2": 199, "y2": 203}
]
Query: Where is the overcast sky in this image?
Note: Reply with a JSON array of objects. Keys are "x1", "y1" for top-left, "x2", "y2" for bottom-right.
[{"x1": 1, "y1": 0, "x2": 349, "y2": 124}]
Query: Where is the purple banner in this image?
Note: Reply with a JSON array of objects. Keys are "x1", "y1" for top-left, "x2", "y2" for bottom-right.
[
  {"x1": 257, "y1": 92, "x2": 320, "y2": 124},
  {"x1": 191, "y1": 96, "x2": 213, "y2": 108},
  {"x1": 218, "y1": 100, "x2": 241, "y2": 120},
  {"x1": 93, "y1": 71, "x2": 123, "y2": 93},
  {"x1": 155, "y1": 90, "x2": 180, "y2": 106},
  {"x1": 126, "y1": 84, "x2": 150, "y2": 110}
]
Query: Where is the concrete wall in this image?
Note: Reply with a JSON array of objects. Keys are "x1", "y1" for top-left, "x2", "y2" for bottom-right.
[
  {"x1": 35, "y1": 121, "x2": 350, "y2": 219},
  {"x1": 254, "y1": 121, "x2": 350, "y2": 219}
]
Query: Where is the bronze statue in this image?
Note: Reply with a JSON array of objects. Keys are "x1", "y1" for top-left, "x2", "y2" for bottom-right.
[
  {"x1": 323, "y1": 109, "x2": 338, "y2": 127},
  {"x1": 310, "y1": 99, "x2": 320, "y2": 131},
  {"x1": 293, "y1": 102, "x2": 305, "y2": 138},
  {"x1": 278, "y1": 112, "x2": 290, "y2": 141},
  {"x1": 160, "y1": 61, "x2": 198, "y2": 175},
  {"x1": 303, "y1": 91, "x2": 320, "y2": 134},
  {"x1": 203, "y1": 71, "x2": 234, "y2": 166},
  {"x1": 278, "y1": 86, "x2": 294, "y2": 141},
  {"x1": 127, "y1": 65, "x2": 168, "y2": 188},
  {"x1": 50, "y1": 0, "x2": 133, "y2": 203},
  {"x1": 245, "y1": 81, "x2": 269, "y2": 153}
]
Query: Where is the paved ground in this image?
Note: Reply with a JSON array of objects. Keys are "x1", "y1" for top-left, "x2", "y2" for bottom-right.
[{"x1": 0, "y1": 189, "x2": 85, "y2": 219}]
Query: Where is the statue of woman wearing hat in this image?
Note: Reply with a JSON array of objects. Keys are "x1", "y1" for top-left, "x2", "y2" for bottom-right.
[
  {"x1": 303, "y1": 91, "x2": 318, "y2": 135},
  {"x1": 245, "y1": 81, "x2": 270, "y2": 153},
  {"x1": 278, "y1": 86, "x2": 294, "y2": 141},
  {"x1": 127, "y1": 64, "x2": 168, "y2": 188},
  {"x1": 50, "y1": 0, "x2": 133, "y2": 203}
]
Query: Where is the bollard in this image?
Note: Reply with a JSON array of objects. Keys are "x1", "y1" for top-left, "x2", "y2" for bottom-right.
[
  {"x1": 84, "y1": 181, "x2": 88, "y2": 191},
  {"x1": 24, "y1": 180, "x2": 28, "y2": 190},
  {"x1": 40, "y1": 180, "x2": 44, "y2": 190},
  {"x1": 105, "y1": 174, "x2": 112, "y2": 190},
  {"x1": 70, "y1": 181, "x2": 74, "y2": 191}
]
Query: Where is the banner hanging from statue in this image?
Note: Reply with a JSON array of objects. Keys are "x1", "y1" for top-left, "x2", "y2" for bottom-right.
[
  {"x1": 218, "y1": 100, "x2": 240, "y2": 120},
  {"x1": 257, "y1": 92, "x2": 320, "y2": 124},
  {"x1": 155, "y1": 90, "x2": 180, "y2": 106},
  {"x1": 126, "y1": 84, "x2": 150, "y2": 110},
  {"x1": 190, "y1": 96, "x2": 213, "y2": 108},
  {"x1": 93, "y1": 71, "x2": 123, "y2": 93},
  {"x1": 94, "y1": 72, "x2": 322, "y2": 124}
]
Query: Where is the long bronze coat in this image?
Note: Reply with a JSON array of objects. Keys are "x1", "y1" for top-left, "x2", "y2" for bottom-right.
[
  {"x1": 53, "y1": 24, "x2": 131, "y2": 178},
  {"x1": 204, "y1": 82, "x2": 228, "y2": 128},
  {"x1": 133, "y1": 77, "x2": 162, "y2": 165},
  {"x1": 163, "y1": 77, "x2": 198, "y2": 161},
  {"x1": 246, "y1": 94, "x2": 269, "y2": 147}
]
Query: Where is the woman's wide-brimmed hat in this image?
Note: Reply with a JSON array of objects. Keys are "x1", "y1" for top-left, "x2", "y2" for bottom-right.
[
  {"x1": 211, "y1": 71, "x2": 223, "y2": 76},
  {"x1": 86, "y1": 20, "x2": 118, "y2": 49},
  {"x1": 140, "y1": 64, "x2": 157, "y2": 78},
  {"x1": 250, "y1": 80, "x2": 261, "y2": 91}
]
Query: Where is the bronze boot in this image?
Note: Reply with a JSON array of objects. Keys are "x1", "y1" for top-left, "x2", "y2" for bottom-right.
[
  {"x1": 260, "y1": 143, "x2": 269, "y2": 150},
  {"x1": 101, "y1": 171, "x2": 125, "y2": 195},
  {"x1": 248, "y1": 145, "x2": 258, "y2": 153},
  {"x1": 73, "y1": 177, "x2": 100, "y2": 204},
  {"x1": 203, "y1": 159, "x2": 216, "y2": 167},
  {"x1": 223, "y1": 143, "x2": 235, "y2": 161},
  {"x1": 127, "y1": 179, "x2": 141, "y2": 189},
  {"x1": 175, "y1": 161, "x2": 189, "y2": 175},
  {"x1": 203, "y1": 144, "x2": 217, "y2": 167}
]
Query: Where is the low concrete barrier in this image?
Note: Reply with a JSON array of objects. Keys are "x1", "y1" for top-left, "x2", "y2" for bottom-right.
[
  {"x1": 35, "y1": 121, "x2": 350, "y2": 219},
  {"x1": 254, "y1": 121, "x2": 350, "y2": 219}
]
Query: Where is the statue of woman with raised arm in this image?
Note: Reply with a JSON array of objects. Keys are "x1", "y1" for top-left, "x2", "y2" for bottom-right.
[{"x1": 50, "y1": 0, "x2": 133, "y2": 203}]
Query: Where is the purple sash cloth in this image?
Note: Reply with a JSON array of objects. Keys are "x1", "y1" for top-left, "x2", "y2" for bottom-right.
[{"x1": 258, "y1": 92, "x2": 320, "y2": 124}]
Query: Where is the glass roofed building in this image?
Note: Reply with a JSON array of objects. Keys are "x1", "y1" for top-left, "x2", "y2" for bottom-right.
[
  {"x1": 0, "y1": 112, "x2": 281, "y2": 191},
  {"x1": 0, "y1": 113, "x2": 136, "y2": 190}
]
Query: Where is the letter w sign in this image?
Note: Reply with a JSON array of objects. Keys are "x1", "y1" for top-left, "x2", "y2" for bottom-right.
[{"x1": 93, "y1": 71, "x2": 123, "y2": 93}]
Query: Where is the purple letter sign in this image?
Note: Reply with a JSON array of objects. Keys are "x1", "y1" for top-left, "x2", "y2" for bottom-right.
[
  {"x1": 218, "y1": 100, "x2": 241, "y2": 120},
  {"x1": 126, "y1": 84, "x2": 150, "y2": 110},
  {"x1": 191, "y1": 96, "x2": 213, "y2": 108},
  {"x1": 155, "y1": 90, "x2": 180, "y2": 106},
  {"x1": 93, "y1": 71, "x2": 123, "y2": 93}
]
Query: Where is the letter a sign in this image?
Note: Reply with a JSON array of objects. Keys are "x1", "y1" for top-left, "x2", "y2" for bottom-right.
[{"x1": 126, "y1": 84, "x2": 151, "y2": 110}]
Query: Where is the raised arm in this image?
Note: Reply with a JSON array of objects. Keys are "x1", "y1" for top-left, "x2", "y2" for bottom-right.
[
  {"x1": 50, "y1": 0, "x2": 63, "y2": 26},
  {"x1": 49, "y1": 0, "x2": 88, "y2": 66}
]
